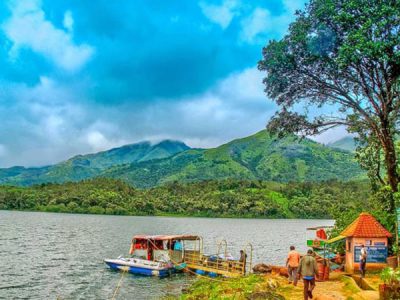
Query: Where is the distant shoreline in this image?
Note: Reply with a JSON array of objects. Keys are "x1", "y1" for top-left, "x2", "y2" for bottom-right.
[{"x1": 0, "y1": 209, "x2": 335, "y2": 221}]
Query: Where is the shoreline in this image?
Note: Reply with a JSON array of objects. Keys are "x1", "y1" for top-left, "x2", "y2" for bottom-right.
[{"x1": 0, "y1": 208, "x2": 335, "y2": 221}]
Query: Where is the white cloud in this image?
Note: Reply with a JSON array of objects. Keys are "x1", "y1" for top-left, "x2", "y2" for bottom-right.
[
  {"x1": 84, "y1": 120, "x2": 129, "y2": 152},
  {"x1": 103, "y1": 67, "x2": 274, "y2": 149},
  {"x1": 239, "y1": 1, "x2": 307, "y2": 43},
  {"x1": 240, "y1": 8, "x2": 270, "y2": 43},
  {"x1": 63, "y1": 10, "x2": 74, "y2": 32},
  {"x1": 217, "y1": 66, "x2": 265, "y2": 101},
  {"x1": 311, "y1": 126, "x2": 350, "y2": 144},
  {"x1": 3, "y1": 0, "x2": 94, "y2": 71},
  {"x1": 199, "y1": 0, "x2": 239, "y2": 29},
  {"x1": 0, "y1": 67, "x2": 273, "y2": 167},
  {"x1": 87, "y1": 131, "x2": 110, "y2": 152},
  {"x1": 0, "y1": 65, "x2": 344, "y2": 167}
]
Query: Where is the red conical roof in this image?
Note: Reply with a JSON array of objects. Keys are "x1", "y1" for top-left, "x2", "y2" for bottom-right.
[{"x1": 340, "y1": 212, "x2": 392, "y2": 238}]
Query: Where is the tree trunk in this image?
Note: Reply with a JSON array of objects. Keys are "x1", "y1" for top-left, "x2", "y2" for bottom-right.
[
  {"x1": 381, "y1": 128, "x2": 399, "y2": 213},
  {"x1": 384, "y1": 144, "x2": 399, "y2": 193}
]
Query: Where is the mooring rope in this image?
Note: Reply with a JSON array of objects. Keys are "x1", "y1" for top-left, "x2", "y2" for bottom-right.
[{"x1": 110, "y1": 268, "x2": 127, "y2": 300}]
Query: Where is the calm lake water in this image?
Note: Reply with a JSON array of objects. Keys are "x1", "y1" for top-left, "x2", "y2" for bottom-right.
[{"x1": 0, "y1": 211, "x2": 333, "y2": 299}]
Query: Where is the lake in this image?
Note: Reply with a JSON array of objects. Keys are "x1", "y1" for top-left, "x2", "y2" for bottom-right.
[{"x1": 0, "y1": 211, "x2": 333, "y2": 299}]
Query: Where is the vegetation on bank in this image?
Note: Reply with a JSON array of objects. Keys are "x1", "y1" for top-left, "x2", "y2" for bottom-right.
[
  {"x1": 0, "y1": 177, "x2": 371, "y2": 221},
  {"x1": 175, "y1": 273, "x2": 371, "y2": 300},
  {"x1": 177, "y1": 275, "x2": 284, "y2": 300}
]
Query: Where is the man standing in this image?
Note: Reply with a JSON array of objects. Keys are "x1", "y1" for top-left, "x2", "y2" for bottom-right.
[
  {"x1": 286, "y1": 246, "x2": 300, "y2": 286},
  {"x1": 298, "y1": 249, "x2": 318, "y2": 300},
  {"x1": 359, "y1": 245, "x2": 368, "y2": 278}
]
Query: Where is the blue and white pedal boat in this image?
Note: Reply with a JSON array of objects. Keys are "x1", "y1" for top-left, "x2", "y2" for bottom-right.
[{"x1": 104, "y1": 257, "x2": 172, "y2": 277}]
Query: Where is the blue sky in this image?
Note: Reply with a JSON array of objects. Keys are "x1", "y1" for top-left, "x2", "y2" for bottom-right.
[{"x1": 0, "y1": 0, "x2": 345, "y2": 167}]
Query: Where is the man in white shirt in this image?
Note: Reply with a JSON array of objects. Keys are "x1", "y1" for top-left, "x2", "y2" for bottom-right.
[{"x1": 359, "y1": 245, "x2": 367, "y2": 278}]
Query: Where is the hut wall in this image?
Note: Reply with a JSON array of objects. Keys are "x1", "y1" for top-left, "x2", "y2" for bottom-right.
[{"x1": 345, "y1": 237, "x2": 388, "y2": 273}]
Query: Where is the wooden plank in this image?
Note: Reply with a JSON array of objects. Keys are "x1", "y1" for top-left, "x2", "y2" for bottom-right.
[{"x1": 186, "y1": 263, "x2": 242, "y2": 277}]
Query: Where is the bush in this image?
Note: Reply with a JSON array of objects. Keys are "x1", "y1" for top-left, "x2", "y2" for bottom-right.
[{"x1": 88, "y1": 206, "x2": 105, "y2": 214}]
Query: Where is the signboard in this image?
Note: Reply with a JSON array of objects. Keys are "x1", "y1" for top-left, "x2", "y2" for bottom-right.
[
  {"x1": 354, "y1": 246, "x2": 387, "y2": 263},
  {"x1": 307, "y1": 239, "x2": 325, "y2": 248},
  {"x1": 374, "y1": 242, "x2": 385, "y2": 246}
]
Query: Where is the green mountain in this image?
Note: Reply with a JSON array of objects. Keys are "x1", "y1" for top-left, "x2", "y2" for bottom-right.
[
  {"x1": 102, "y1": 130, "x2": 364, "y2": 187},
  {"x1": 0, "y1": 140, "x2": 189, "y2": 186},
  {"x1": 328, "y1": 136, "x2": 356, "y2": 152},
  {"x1": 0, "y1": 130, "x2": 364, "y2": 187}
]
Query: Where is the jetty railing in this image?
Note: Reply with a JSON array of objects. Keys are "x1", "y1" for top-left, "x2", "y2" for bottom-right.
[{"x1": 183, "y1": 251, "x2": 247, "y2": 277}]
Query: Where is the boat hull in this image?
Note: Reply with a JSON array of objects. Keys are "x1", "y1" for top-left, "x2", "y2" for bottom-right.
[{"x1": 104, "y1": 258, "x2": 173, "y2": 277}]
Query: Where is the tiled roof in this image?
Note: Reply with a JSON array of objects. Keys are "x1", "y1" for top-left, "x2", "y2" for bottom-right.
[{"x1": 340, "y1": 212, "x2": 392, "y2": 238}]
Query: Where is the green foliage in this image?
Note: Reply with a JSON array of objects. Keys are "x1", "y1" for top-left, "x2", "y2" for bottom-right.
[
  {"x1": 380, "y1": 268, "x2": 400, "y2": 299},
  {"x1": 380, "y1": 267, "x2": 400, "y2": 285},
  {"x1": 259, "y1": 0, "x2": 400, "y2": 204},
  {"x1": 259, "y1": 0, "x2": 400, "y2": 137},
  {"x1": 180, "y1": 275, "x2": 284, "y2": 300},
  {"x1": 0, "y1": 178, "x2": 371, "y2": 219}
]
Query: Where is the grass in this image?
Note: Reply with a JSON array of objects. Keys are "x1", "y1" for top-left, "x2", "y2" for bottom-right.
[
  {"x1": 341, "y1": 275, "x2": 362, "y2": 295},
  {"x1": 174, "y1": 272, "x2": 382, "y2": 300},
  {"x1": 178, "y1": 274, "x2": 285, "y2": 300}
]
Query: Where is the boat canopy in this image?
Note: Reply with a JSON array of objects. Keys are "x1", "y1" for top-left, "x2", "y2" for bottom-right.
[
  {"x1": 132, "y1": 234, "x2": 201, "y2": 241},
  {"x1": 306, "y1": 226, "x2": 334, "y2": 230}
]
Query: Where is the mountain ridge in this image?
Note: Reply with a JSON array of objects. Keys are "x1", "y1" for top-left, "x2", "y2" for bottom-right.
[
  {"x1": 0, "y1": 130, "x2": 364, "y2": 187},
  {"x1": 101, "y1": 130, "x2": 364, "y2": 187},
  {"x1": 0, "y1": 140, "x2": 190, "y2": 185}
]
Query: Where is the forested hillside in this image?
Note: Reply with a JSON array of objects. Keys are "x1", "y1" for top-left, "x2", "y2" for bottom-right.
[
  {"x1": 0, "y1": 178, "x2": 370, "y2": 219},
  {"x1": 0, "y1": 140, "x2": 189, "y2": 186},
  {"x1": 0, "y1": 130, "x2": 364, "y2": 187},
  {"x1": 103, "y1": 130, "x2": 364, "y2": 187}
]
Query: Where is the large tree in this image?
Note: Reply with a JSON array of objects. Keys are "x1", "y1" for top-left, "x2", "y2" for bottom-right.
[{"x1": 258, "y1": 0, "x2": 400, "y2": 212}]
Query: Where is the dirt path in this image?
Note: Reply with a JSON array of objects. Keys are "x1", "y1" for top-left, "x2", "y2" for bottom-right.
[
  {"x1": 273, "y1": 275, "x2": 379, "y2": 300},
  {"x1": 277, "y1": 280, "x2": 346, "y2": 300}
]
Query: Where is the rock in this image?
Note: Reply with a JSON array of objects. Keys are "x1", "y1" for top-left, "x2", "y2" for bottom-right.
[
  {"x1": 253, "y1": 263, "x2": 272, "y2": 274},
  {"x1": 246, "y1": 291, "x2": 285, "y2": 300},
  {"x1": 279, "y1": 267, "x2": 288, "y2": 277}
]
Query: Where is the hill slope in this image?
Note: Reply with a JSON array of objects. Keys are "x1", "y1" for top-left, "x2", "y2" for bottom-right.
[
  {"x1": 0, "y1": 130, "x2": 364, "y2": 187},
  {"x1": 0, "y1": 140, "x2": 189, "y2": 185},
  {"x1": 0, "y1": 178, "x2": 370, "y2": 219},
  {"x1": 328, "y1": 136, "x2": 356, "y2": 152},
  {"x1": 102, "y1": 130, "x2": 364, "y2": 187}
]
